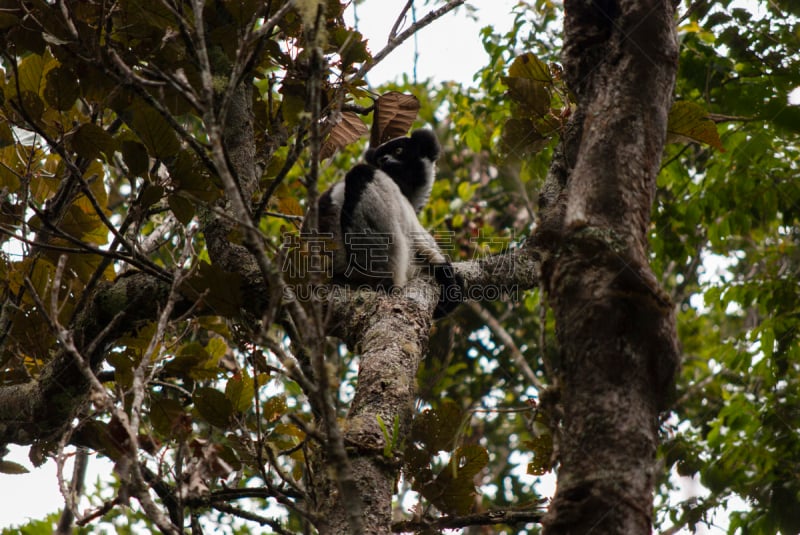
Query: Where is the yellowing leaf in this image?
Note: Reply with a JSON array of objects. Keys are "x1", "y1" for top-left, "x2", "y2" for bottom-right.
[
  {"x1": 54, "y1": 204, "x2": 108, "y2": 245},
  {"x1": 277, "y1": 195, "x2": 303, "y2": 216},
  {"x1": 508, "y1": 52, "x2": 552, "y2": 82},
  {"x1": 17, "y1": 53, "x2": 57, "y2": 96},
  {"x1": 263, "y1": 396, "x2": 288, "y2": 423},
  {"x1": 667, "y1": 101, "x2": 725, "y2": 151},
  {"x1": 225, "y1": 373, "x2": 254, "y2": 413},
  {"x1": 502, "y1": 76, "x2": 551, "y2": 118},
  {"x1": 0, "y1": 146, "x2": 22, "y2": 191},
  {"x1": 206, "y1": 337, "x2": 228, "y2": 361}
]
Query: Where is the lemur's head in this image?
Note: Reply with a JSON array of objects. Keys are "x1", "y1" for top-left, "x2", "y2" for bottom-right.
[{"x1": 365, "y1": 129, "x2": 441, "y2": 213}]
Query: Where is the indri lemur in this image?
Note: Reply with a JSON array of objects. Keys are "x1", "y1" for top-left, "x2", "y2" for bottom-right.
[{"x1": 309, "y1": 129, "x2": 463, "y2": 317}]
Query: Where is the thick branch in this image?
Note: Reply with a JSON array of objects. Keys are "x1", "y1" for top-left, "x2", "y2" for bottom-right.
[
  {"x1": 0, "y1": 240, "x2": 536, "y2": 450},
  {"x1": 0, "y1": 272, "x2": 175, "y2": 446}
]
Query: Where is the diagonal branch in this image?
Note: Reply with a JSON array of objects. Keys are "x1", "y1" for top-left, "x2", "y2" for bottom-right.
[{"x1": 349, "y1": 0, "x2": 466, "y2": 83}]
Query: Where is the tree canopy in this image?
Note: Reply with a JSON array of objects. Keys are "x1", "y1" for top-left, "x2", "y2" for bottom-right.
[{"x1": 0, "y1": 0, "x2": 799, "y2": 534}]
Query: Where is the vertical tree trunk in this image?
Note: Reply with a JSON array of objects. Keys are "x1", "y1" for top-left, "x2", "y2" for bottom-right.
[
  {"x1": 312, "y1": 294, "x2": 432, "y2": 534},
  {"x1": 537, "y1": 0, "x2": 681, "y2": 533}
]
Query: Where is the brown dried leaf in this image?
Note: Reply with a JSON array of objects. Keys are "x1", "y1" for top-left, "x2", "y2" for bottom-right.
[
  {"x1": 371, "y1": 91, "x2": 420, "y2": 146},
  {"x1": 320, "y1": 111, "x2": 369, "y2": 159}
]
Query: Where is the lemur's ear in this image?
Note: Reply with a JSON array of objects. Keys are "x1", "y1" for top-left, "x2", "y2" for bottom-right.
[{"x1": 410, "y1": 129, "x2": 441, "y2": 161}]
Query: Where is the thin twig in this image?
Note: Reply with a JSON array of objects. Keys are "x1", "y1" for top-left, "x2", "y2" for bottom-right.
[
  {"x1": 467, "y1": 301, "x2": 545, "y2": 391},
  {"x1": 255, "y1": 126, "x2": 309, "y2": 219},
  {"x1": 212, "y1": 503, "x2": 295, "y2": 535},
  {"x1": 349, "y1": 0, "x2": 465, "y2": 83},
  {"x1": 55, "y1": 448, "x2": 89, "y2": 535},
  {"x1": 389, "y1": 0, "x2": 414, "y2": 40}
]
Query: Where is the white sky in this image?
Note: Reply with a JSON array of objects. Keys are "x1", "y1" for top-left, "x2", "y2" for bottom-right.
[{"x1": 350, "y1": 0, "x2": 521, "y2": 86}]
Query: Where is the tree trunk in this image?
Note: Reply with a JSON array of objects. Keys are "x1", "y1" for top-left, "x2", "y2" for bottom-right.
[
  {"x1": 311, "y1": 283, "x2": 433, "y2": 534},
  {"x1": 536, "y1": 0, "x2": 681, "y2": 533}
]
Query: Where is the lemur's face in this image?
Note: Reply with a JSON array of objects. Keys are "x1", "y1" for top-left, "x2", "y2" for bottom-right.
[
  {"x1": 364, "y1": 130, "x2": 441, "y2": 214},
  {"x1": 366, "y1": 130, "x2": 441, "y2": 173},
  {"x1": 367, "y1": 137, "x2": 414, "y2": 172}
]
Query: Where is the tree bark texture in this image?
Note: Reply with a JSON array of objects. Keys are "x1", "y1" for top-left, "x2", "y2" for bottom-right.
[
  {"x1": 537, "y1": 0, "x2": 681, "y2": 533},
  {"x1": 312, "y1": 281, "x2": 433, "y2": 534}
]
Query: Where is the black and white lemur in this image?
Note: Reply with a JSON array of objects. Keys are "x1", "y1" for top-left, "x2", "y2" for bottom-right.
[{"x1": 308, "y1": 129, "x2": 463, "y2": 318}]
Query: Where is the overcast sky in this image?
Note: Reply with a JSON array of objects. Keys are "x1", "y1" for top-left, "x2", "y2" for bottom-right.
[{"x1": 349, "y1": 0, "x2": 521, "y2": 86}]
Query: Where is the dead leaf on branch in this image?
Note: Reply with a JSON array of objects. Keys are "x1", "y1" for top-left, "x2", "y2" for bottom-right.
[
  {"x1": 319, "y1": 111, "x2": 369, "y2": 160},
  {"x1": 371, "y1": 91, "x2": 421, "y2": 146},
  {"x1": 318, "y1": 92, "x2": 421, "y2": 159}
]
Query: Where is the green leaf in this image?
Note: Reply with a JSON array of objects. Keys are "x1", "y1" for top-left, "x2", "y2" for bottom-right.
[
  {"x1": 162, "y1": 341, "x2": 222, "y2": 381},
  {"x1": 500, "y1": 118, "x2": 548, "y2": 158},
  {"x1": 140, "y1": 184, "x2": 165, "y2": 209},
  {"x1": 333, "y1": 28, "x2": 369, "y2": 68},
  {"x1": 107, "y1": 352, "x2": 135, "y2": 389},
  {"x1": 667, "y1": 101, "x2": 725, "y2": 151},
  {"x1": 128, "y1": 104, "x2": 181, "y2": 159},
  {"x1": 168, "y1": 194, "x2": 195, "y2": 225},
  {"x1": 525, "y1": 409, "x2": 555, "y2": 475},
  {"x1": 760, "y1": 327, "x2": 775, "y2": 360},
  {"x1": 121, "y1": 140, "x2": 150, "y2": 176},
  {"x1": 180, "y1": 262, "x2": 244, "y2": 317},
  {"x1": 170, "y1": 150, "x2": 220, "y2": 202},
  {"x1": 376, "y1": 414, "x2": 400, "y2": 458},
  {"x1": 279, "y1": 80, "x2": 306, "y2": 126},
  {"x1": 43, "y1": 64, "x2": 79, "y2": 111},
  {"x1": 193, "y1": 387, "x2": 233, "y2": 428},
  {"x1": 456, "y1": 181, "x2": 476, "y2": 203},
  {"x1": 0, "y1": 460, "x2": 30, "y2": 474},
  {"x1": 70, "y1": 123, "x2": 117, "y2": 161},
  {"x1": 225, "y1": 373, "x2": 255, "y2": 413},
  {"x1": 0, "y1": 121, "x2": 14, "y2": 148},
  {"x1": 151, "y1": 398, "x2": 190, "y2": 438},
  {"x1": 416, "y1": 444, "x2": 489, "y2": 515},
  {"x1": 409, "y1": 400, "x2": 463, "y2": 455}
]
